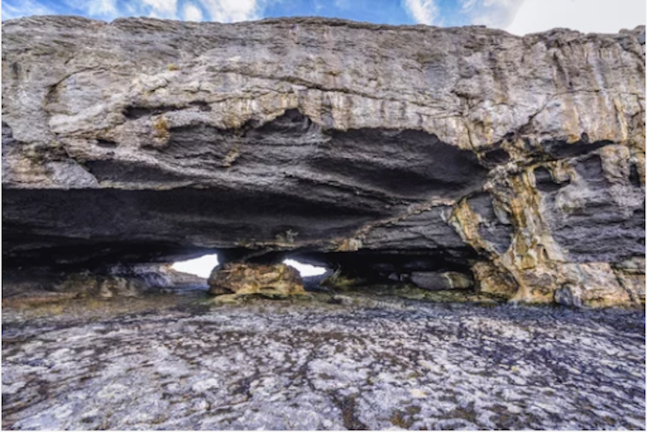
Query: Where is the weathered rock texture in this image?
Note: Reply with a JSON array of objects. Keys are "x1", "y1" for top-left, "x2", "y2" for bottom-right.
[
  {"x1": 208, "y1": 263, "x2": 305, "y2": 299},
  {"x1": 2, "y1": 16, "x2": 645, "y2": 306},
  {"x1": 1, "y1": 263, "x2": 205, "y2": 308},
  {"x1": 3, "y1": 296, "x2": 645, "y2": 430}
]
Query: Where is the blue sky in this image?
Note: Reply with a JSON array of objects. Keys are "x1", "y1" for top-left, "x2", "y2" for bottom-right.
[{"x1": 2, "y1": 0, "x2": 645, "y2": 35}]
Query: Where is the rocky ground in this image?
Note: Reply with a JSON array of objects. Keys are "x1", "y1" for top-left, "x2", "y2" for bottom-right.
[{"x1": 2, "y1": 287, "x2": 645, "y2": 430}]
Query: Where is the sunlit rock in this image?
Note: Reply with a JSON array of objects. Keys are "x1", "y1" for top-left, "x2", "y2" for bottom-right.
[{"x1": 208, "y1": 263, "x2": 306, "y2": 299}]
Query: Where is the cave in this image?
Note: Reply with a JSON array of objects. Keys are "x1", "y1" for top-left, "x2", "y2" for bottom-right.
[
  {"x1": 2, "y1": 16, "x2": 645, "y2": 431},
  {"x1": 170, "y1": 254, "x2": 327, "y2": 281},
  {"x1": 5, "y1": 107, "x2": 643, "y2": 301},
  {"x1": 2, "y1": 109, "x2": 489, "y2": 297},
  {"x1": 2, "y1": 17, "x2": 644, "y2": 308}
]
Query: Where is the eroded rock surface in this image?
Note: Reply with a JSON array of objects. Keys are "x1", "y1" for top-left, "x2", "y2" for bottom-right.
[
  {"x1": 2, "y1": 16, "x2": 645, "y2": 306},
  {"x1": 2, "y1": 295, "x2": 645, "y2": 430},
  {"x1": 208, "y1": 263, "x2": 305, "y2": 299}
]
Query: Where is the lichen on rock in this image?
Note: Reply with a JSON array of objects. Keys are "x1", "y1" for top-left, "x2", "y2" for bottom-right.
[{"x1": 208, "y1": 263, "x2": 306, "y2": 300}]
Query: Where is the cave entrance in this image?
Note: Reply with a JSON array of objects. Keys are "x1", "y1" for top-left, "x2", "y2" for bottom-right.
[
  {"x1": 283, "y1": 259, "x2": 327, "y2": 277},
  {"x1": 171, "y1": 254, "x2": 220, "y2": 278},
  {"x1": 170, "y1": 254, "x2": 328, "y2": 280}
]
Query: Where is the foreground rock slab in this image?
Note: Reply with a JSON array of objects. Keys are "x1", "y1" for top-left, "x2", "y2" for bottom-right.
[{"x1": 2, "y1": 295, "x2": 644, "y2": 430}]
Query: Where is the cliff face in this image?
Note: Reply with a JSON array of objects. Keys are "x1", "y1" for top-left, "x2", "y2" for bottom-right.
[{"x1": 2, "y1": 16, "x2": 645, "y2": 306}]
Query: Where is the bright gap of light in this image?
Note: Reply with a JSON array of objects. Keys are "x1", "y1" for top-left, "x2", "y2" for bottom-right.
[
  {"x1": 171, "y1": 254, "x2": 219, "y2": 279},
  {"x1": 283, "y1": 259, "x2": 327, "y2": 277},
  {"x1": 170, "y1": 255, "x2": 326, "y2": 278}
]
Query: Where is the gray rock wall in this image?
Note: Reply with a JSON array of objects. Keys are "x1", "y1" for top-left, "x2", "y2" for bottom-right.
[{"x1": 2, "y1": 16, "x2": 644, "y2": 306}]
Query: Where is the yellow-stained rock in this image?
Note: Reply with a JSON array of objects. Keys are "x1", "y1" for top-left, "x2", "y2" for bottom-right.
[
  {"x1": 56, "y1": 273, "x2": 143, "y2": 299},
  {"x1": 471, "y1": 261, "x2": 517, "y2": 298},
  {"x1": 321, "y1": 270, "x2": 363, "y2": 291},
  {"x1": 208, "y1": 263, "x2": 306, "y2": 299},
  {"x1": 554, "y1": 263, "x2": 633, "y2": 308}
]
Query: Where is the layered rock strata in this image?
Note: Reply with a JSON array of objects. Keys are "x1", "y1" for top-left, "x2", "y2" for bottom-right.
[{"x1": 2, "y1": 16, "x2": 645, "y2": 306}]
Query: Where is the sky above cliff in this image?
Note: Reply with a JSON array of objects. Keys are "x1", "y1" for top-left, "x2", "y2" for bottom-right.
[{"x1": 2, "y1": 0, "x2": 645, "y2": 35}]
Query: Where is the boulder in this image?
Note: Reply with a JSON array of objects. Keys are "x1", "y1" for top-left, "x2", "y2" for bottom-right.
[
  {"x1": 409, "y1": 271, "x2": 473, "y2": 291},
  {"x1": 208, "y1": 263, "x2": 306, "y2": 299}
]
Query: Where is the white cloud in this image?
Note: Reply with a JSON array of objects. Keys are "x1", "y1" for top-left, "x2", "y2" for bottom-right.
[
  {"x1": 84, "y1": 0, "x2": 119, "y2": 18},
  {"x1": 183, "y1": 2, "x2": 204, "y2": 21},
  {"x1": 200, "y1": 0, "x2": 261, "y2": 22},
  {"x1": 402, "y1": 0, "x2": 439, "y2": 25},
  {"x1": 16, "y1": 0, "x2": 262, "y2": 22},
  {"x1": 313, "y1": 0, "x2": 325, "y2": 12},
  {"x1": 2, "y1": 0, "x2": 54, "y2": 19},
  {"x1": 141, "y1": 0, "x2": 177, "y2": 17},
  {"x1": 405, "y1": 0, "x2": 643, "y2": 33},
  {"x1": 507, "y1": 0, "x2": 646, "y2": 35},
  {"x1": 460, "y1": 0, "x2": 478, "y2": 11},
  {"x1": 334, "y1": 0, "x2": 352, "y2": 11},
  {"x1": 461, "y1": 0, "x2": 523, "y2": 29},
  {"x1": 58, "y1": 0, "x2": 119, "y2": 19}
]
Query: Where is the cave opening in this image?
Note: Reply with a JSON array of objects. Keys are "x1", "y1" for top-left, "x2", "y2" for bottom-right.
[
  {"x1": 171, "y1": 254, "x2": 220, "y2": 278},
  {"x1": 2, "y1": 109, "x2": 489, "y2": 301},
  {"x1": 170, "y1": 253, "x2": 328, "y2": 280},
  {"x1": 283, "y1": 259, "x2": 328, "y2": 277}
]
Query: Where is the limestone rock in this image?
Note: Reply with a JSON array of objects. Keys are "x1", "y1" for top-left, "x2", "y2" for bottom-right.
[
  {"x1": 2, "y1": 16, "x2": 645, "y2": 307},
  {"x1": 96, "y1": 277, "x2": 142, "y2": 298},
  {"x1": 208, "y1": 263, "x2": 305, "y2": 299},
  {"x1": 554, "y1": 285, "x2": 583, "y2": 308},
  {"x1": 552, "y1": 263, "x2": 633, "y2": 308},
  {"x1": 612, "y1": 257, "x2": 646, "y2": 305},
  {"x1": 409, "y1": 271, "x2": 473, "y2": 291}
]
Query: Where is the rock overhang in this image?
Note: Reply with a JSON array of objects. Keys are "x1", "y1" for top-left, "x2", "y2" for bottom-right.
[{"x1": 2, "y1": 16, "x2": 645, "y2": 307}]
